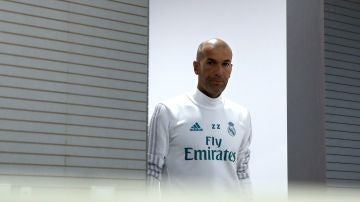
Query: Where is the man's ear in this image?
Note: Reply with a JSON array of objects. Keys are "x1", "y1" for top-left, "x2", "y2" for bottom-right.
[{"x1": 193, "y1": 61, "x2": 199, "y2": 75}]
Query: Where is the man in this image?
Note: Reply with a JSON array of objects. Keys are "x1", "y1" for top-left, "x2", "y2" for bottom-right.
[{"x1": 147, "y1": 38, "x2": 252, "y2": 193}]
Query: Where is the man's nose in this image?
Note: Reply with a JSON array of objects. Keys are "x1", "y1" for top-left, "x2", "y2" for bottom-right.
[{"x1": 213, "y1": 64, "x2": 224, "y2": 77}]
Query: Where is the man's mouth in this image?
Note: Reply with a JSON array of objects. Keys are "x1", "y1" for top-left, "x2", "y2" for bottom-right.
[{"x1": 211, "y1": 78, "x2": 223, "y2": 83}]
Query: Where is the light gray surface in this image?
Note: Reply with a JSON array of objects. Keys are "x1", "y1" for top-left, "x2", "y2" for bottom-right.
[
  {"x1": 0, "y1": 54, "x2": 147, "y2": 82},
  {"x1": 0, "y1": 0, "x2": 148, "y2": 188},
  {"x1": 287, "y1": 0, "x2": 326, "y2": 183}
]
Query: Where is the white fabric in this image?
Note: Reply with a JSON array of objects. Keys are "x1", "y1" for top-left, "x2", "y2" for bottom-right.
[{"x1": 147, "y1": 89, "x2": 252, "y2": 193}]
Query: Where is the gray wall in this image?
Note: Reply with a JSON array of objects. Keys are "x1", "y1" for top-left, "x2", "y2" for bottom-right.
[
  {"x1": 0, "y1": 0, "x2": 148, "y2": 189},
  {"x1": 287, "y1": 0, "x2": 327, "y2": 184},
  {"x1": 324, "y1": 0, "x2": 360, "y2": 188},
  {"x1": 288, "y1": 0, "x2": 360, "y2": 188}
]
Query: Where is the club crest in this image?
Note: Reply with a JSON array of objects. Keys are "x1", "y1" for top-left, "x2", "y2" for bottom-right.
[{"x1": 227, "y1": 122, "x2": 236, "y2": 137}]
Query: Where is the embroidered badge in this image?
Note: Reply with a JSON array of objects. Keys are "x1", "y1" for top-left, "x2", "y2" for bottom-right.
[{"x1": 227, "y1": 122, "x2": 236, "y2": 137}]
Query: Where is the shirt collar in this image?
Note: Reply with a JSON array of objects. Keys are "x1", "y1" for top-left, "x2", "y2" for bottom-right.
[{"x1": 189, "y1": 88, "x2": 224, "y2": 108}]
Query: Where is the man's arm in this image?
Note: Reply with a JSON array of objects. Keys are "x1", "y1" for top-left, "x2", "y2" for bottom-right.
[
  {"x1": 237, "y1": 112, "x2": 252, "y2": 183},
  {"x1": 147, "y1": 103, "x2": 170, "y2": 192},
  {"x1": 237, "y1": 149, "x2": 251, "y2": 181}
]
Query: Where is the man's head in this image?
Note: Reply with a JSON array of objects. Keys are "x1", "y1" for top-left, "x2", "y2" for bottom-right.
[{"x1": 193, "y1": 38, "x2": 233, "y2": 98}]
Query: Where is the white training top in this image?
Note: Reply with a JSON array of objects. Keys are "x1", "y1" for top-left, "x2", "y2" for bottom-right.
[{"x1": 147, "y1": 89, "x2": 252, "y2": 192}]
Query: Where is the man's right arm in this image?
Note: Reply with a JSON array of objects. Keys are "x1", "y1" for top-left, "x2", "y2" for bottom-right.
[{"x1": 147, "y1": 103, "x2": 170, "y2": 192}]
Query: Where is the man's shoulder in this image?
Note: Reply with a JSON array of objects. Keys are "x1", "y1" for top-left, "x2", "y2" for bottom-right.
[
  {"x1": 156, "y1": 92, "x2": 192, "y2": 110},
  {"x1": 223, "y1": 98, "x2": 251, "y2": 117}
]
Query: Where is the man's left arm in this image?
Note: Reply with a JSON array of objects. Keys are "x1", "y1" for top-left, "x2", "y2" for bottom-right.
[{"x1": 236, "y1": 112, "x2": 252, "y2": 183}]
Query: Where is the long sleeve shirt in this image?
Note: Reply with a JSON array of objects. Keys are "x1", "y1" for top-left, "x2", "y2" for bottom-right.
[{"x1": 147, "y1": 89, "x2": 252, "y2": 193}]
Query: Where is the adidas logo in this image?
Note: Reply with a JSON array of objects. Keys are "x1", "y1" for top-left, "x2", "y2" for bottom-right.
[{"x1": 190, "y1": 122, "x2": 203, "y2": 131}]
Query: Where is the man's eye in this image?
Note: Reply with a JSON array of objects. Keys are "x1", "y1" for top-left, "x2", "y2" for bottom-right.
[
  {"x1": 207, "y1": 61, "x2": 214, "y2": 65},
  {"x1": 223, "y1": 63, "x2": 231, "y2": 67}
]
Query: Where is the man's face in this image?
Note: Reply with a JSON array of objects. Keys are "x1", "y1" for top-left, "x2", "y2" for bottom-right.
[{"x1": 193, "y1": 45, "x2": 232, "y2": 98}]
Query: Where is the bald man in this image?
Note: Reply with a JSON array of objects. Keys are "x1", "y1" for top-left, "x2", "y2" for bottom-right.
[{"x1": 147, "y1": 38, "x2": 252, "y2": 193}]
